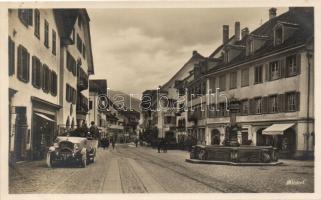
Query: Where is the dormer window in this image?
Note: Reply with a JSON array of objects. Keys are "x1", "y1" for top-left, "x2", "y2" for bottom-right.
[
  {"x1": 224, "y1": 51, "x2": 229, "y2": 63},
  {"x1": 275, "y1": 27, "x2": 283, "y2": 45},
  {"x1": 249, "y1": 40, "x2": 254, "y2": 54}
]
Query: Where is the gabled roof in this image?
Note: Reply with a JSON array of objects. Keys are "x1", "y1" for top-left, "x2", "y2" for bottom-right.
[
  {"x1": 207, "y1": 7, "x2": 313, "y2": 74},
  {"x1": 162, "y1": 51, "x2": 205, "y2": 89}
]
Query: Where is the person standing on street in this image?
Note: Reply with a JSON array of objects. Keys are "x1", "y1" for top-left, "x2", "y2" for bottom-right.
[
  {"x1": 89, "y1": 121, "x2": 99, "y2": 139},
  {"x1": 111, "y1": 138, "x2": 116, "y2": 150},
  {"x1": 134, "y1": 137, "x2": 138, "y2": 147}
]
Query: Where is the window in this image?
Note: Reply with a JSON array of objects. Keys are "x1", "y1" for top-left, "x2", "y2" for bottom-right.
[
  {"x1": 201, "y1": 81, "x2": 206, "y2": 95},
  {"x1": 240, "y1": 99, "x2": 249, "y2": 115},
  {"x1": 224, "y1": 51, "x2": 229, "y2": 63},
  {"x1": 286, "y1": 92, "x2": 299, "y2": 112},
  {"x1": 42, "y1": 64, "x2": 50, "y2": 93},
  {"x1": 254, "y1": 65, "x2": 263, "y2": 84},
  {"x1": 229, "y1": 71, "x2": 237, "y2": 89},
  {"x1": 52, "y1": 30, "x2": 56, "y2": 55},
  {"x1": 66, "y1": 51, "x2": 76, "y2": 76},
  {"x1": 275, "y1": 27, "x2": 283, "y2": 45},
  {"x1": 66, "y1": 84, "x2": 75, "y2": 103},
  {"x1": 8, "y1": 37, "x2": 15, "y2": 76},
  {"x1": 219, "y1": 75, "x2": 226, "y2": 91},
  {"x1": 249, "y1": 40, "x2": 254, "y2": 54},
  {"x1": 17, "y1": 45, "x2": 30, "y2": 83},
  {"x1": 44, "y1": 20, "x2": 49, "y2": 48},
  {"x1": 270, "y1": 61, "x2": 280, "y2": 80},
  {"x1": 18, "y1": 9, "x2": 32, "y2": 27},
  {"x1": 269, "y1": 95, "x2": 277, "y2": 113},
  {"x1": 89, "y1": 100, "x2": 93, "y2": 110},
  {"x1": 255, "y1": 98, "x2": 262, "y2": 114},
  {"x1": 209, "y1": 77, "x2": 216, "y2": 92},
  {"x1": 77, "y1": 34, "x2": 82, "y2": 53},
  {"x1": 82, "y1": 44, "x2": 86, "y2": 59},
  {"x1": 50, "y1": 71, "x2": 57, "y2": 96},
  {"x1": 286, "y1": 55, "x2": 297, "y2": 76},
  {"x1": 241, "y1": 68, "x2": 249, "y2": 87},
  {"x1": 32, "y1": 56, "x2": 42, "y2": 88},
  {"x1": 34, "y1": 9, "x2": 40, "y2": 38}
]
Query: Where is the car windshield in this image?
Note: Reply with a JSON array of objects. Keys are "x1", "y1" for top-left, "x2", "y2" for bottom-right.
[{"x1": 61, "y1": 129, "x2": 87, "y2": 137}]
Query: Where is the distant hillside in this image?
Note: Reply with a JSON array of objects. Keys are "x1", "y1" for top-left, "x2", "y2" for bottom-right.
[{"x1": 107, "y1": 90, "x2": 141, "y2": 112}]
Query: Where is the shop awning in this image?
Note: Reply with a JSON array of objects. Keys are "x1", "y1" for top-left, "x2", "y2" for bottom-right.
[
  {"x1": 35, "y1": 113, "x2": 55, "y2": 122},
  {"x1": 262, "y1": 123, "x2": 295, "y2": 135}
]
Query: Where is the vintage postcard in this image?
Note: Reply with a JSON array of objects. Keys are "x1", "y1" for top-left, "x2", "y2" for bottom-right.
[{"x1": 0, "y1": 1, "x2": 320, "y2": 200}]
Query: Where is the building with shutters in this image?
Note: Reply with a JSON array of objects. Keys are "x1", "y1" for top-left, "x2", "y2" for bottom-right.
[
  {"x1": 174, "y1": 7, "x2": 314, "y2": 159},
  {"x1": 8, "y1": 9, "x2": 94, "y2": 162},
  {"x1": 8, "y1": 9, "x2": 62, "y2": 161}
]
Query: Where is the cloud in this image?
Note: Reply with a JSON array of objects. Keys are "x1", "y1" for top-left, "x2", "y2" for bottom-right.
[{"x1": 88, "y1": 8, "x2": 288, "y2": 94}]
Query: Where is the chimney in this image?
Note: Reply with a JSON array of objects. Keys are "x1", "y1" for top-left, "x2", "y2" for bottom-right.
[
  {"x1": 223, "y1": 25, "x2": 229, "y2": 44},
  {"x1": 192, "y1": 50, "x2": 198, "y2": 56},
  {"x1": 241, "y1": 27, "x2": 249, "y2": 39},
  {"x1": 269, "y1": 8, "x2": 277, "y2": 20},
  {"x1": 235, "y1": 21, "x2": 240, "y2": 41}
]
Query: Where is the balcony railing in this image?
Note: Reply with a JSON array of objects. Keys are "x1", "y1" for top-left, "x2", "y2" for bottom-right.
[
  {"x1": 76, "y1": 92, "x2": 88, "y2": 115},
  {"x1": 77, "y1": 66, "x2": 88, "y2": 91}
]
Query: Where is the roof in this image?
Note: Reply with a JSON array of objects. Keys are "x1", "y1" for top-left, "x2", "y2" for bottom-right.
[
  {"x1": 89, "y1": 79, "x2": 107, "y2": 94},
  {"x1": 162, "y1": 51, "x2": 205, "y2": 89},
  {"x1": 207, "y1": 7, "x2": 313, "y2": 74}
]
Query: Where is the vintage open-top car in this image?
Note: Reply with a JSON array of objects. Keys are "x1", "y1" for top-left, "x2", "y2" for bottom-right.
[{"x1": 46, "y1": 132, "x2": 98, "y2": 168}]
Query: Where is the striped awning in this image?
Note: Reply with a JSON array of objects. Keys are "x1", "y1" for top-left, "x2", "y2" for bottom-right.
[{"x1": 262, "y1": 123, "x2": 295, "y2": 135}]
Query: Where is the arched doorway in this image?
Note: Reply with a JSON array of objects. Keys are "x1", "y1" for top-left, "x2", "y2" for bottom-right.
[{"x1": 211, "y1": 129, "x2": 220, "y2": 145}]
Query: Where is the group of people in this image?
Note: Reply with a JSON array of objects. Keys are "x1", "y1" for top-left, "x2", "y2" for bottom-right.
[
  {"x1": 157, "y1": 138, "x2": 167, "y2": 153},
  {"x1": 100, "y1": 137, "x2": 115, "y2": 150}
]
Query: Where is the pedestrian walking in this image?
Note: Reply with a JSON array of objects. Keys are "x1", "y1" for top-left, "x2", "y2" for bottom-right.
[
  {"x1": 134, "y1": 138, "x2": 138, "y2": 147},
  {"x1": 163, "y1": 138, "x2": 167, "y2": 153},
  {"x1": 157, "y1": 138, "x2": 162, "y2": 153},
  {"x1": 111, "y1": 138, "x2": 116, "y2": 150}
]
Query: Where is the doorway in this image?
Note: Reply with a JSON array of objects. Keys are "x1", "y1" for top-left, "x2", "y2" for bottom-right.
[{"x1": 211, "y1": 129, "x2": 220, "y2": 145}]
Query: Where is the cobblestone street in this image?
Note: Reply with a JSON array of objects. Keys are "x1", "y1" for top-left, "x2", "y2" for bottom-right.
[{"x1": 9, "y1": 144, "x2": 314, "y2": 193}]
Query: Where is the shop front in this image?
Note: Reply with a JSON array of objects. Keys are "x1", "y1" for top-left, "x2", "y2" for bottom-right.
[
  {"x1": 31, "y1": 97, "x2": 60, "y2": 160},
  {"x1": 262, "y1": 123, "x2": 296, "y2": 158}
]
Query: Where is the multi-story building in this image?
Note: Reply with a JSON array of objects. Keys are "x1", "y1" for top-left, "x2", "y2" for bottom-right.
[
  {"x1": 184, "y1": 7, "x2": 314, "y2": 159},
  {"x1": 8, "y1": 9, "x2": 94, "y2": 162},
  {"x1": 9, "y1": 9, "x2": 62, "y2": 161},
  {"x1": 55, "y1": 9, "x2": 94, "y2": 133},
  {"x1": 88, "y1": 79, "x2": 107, "y2": 131}
]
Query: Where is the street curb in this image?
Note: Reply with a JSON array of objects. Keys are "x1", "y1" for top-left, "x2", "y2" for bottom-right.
[{"x1": 185, "y1": 159, "x2": 283, "y2": 166}]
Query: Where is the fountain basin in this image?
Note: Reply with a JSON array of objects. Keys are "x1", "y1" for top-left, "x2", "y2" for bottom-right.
[{"x1": 187, "y1": 145, "x2": 281, "y2": 165}]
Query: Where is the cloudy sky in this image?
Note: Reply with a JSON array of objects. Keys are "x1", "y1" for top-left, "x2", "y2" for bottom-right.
[{"x1": 88, "y1": 7, "x2": 288, "y2": 95}]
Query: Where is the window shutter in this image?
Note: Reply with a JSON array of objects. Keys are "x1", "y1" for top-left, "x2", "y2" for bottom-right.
[
  {"x1": 296, "y1": 53, "x2": 301, "y2": 74},
  {"x1": 17, "y1": 46, "x2": 22, "y2": 80},
  {"x1": 8, "y1": 37, "x2": 15, "y2": 76},
  {"x1": 32, "y1": 56, "x2": 36, "y2": 86},
  {"x1": 240, "y1": 102, "x2": 244, "y2": 115},
  {"x1": 262, "y1": 96, "x2": 268, "y2": 114},
  {"x1": 249, "y1": 99, "x2": 255, "y2": 114},
  {"x1": 277, "y1": 94, "x2": 285, "y2": 112},
  {"x1": 26, "y1": 51, "x2": 30, "y2": 82},
  {"x1": 48, "y1": 69, "x2": 51, "y2": 94},
  {"x1": 28, "y1": 9, "x2": 33, "y2": 26},
  {"x1": 265, "y1": 63, "x2": 270, "y2": 81},
  {"x1": 279, "y1": 59, "x2": 285, "y2": 78},
  {"x1": 296, "y1": 92, "x2": 300, "y2": 111}
]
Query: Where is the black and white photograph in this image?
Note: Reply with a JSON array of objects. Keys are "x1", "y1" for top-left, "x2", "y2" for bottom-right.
[{"x1": 0, "y1": 1, "x2": 319, "y2": 199}]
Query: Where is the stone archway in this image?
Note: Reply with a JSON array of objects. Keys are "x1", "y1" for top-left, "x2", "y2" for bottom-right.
[{"x1": 211, "y1": 129, "x2": 220, "y2": 145}]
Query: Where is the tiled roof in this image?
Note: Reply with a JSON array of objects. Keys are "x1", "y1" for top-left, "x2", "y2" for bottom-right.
[{"x1": 208, "y1": 7, "x2": 313, "y2": 74}]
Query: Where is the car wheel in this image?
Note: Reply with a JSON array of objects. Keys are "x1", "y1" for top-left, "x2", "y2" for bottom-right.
[{"x1": 46, "y1": 152, "x2": 55, "y2": 168}]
